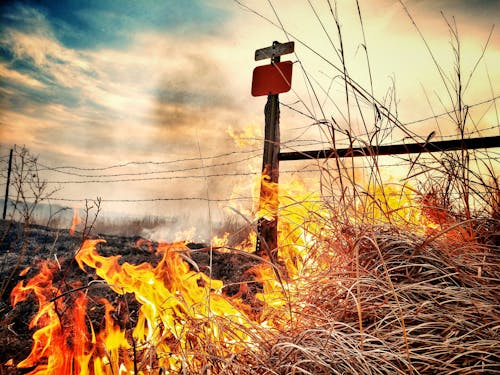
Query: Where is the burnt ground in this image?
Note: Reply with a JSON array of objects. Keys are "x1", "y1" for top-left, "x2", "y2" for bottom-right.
[{"x1": 0, "y1": 219, "x2": 261, "y2": 373}]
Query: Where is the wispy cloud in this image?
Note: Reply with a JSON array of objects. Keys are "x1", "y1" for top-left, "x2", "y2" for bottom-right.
[
  {"x1": 0, "y1": 2, "x2": 246, "y2": 168},
  {"x1": 1, "y1": 0, "x2": 227, "y2": 50},
  {"x1": 411, "y1": 0, "x2": 500, "y2": 22},
  {"x1": 0, "y1": 62, "x2": 45, "y2": 88}
]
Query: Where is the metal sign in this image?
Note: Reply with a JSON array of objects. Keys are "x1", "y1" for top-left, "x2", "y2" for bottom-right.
[
  {"x1": 251, "y1": 61, "x2": 293, "y2": 97},
  {"x1": 255, "y1": 41, "x2": 295, "y2": 61}
]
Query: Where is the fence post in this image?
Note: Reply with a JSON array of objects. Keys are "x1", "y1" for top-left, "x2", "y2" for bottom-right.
[
  {"x1": 252, "y1": 41, "x2": 294, "y2": 264},
  {"x1": 3, "y1": 148, "x2": 13, "y2": 220},
  {"x1": 256, "y1": 85, "x2": 280, "y2": 262}
]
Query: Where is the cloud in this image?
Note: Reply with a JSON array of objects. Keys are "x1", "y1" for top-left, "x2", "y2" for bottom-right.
[
  {"x1": 0, "y1": 2, "x2": 249, "y2": 175},
  {"x1": 414, "y1": 0, "x2": 500, "y2": 20},
  {"x1": 1, "y1": 0, "x2": 228, "y2": 50},
  {"x1": 0, "y1": 2, "x2": 53, "y2": 37},
  {"x1": 151, "y1": 50, "x2": 237, "y2": 137},
  {"x1": 0, "y1": 62, "x2": 45, "y2": 88}
]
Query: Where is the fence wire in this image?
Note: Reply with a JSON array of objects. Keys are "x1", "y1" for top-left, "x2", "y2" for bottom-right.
[{"x1": 0, "y1": 125, "x2": 499, "y2": 207}]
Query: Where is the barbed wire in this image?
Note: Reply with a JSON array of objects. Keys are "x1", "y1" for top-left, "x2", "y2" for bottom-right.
[
  {"x1": 1, "y1": 153, "x2": 498, "y2": 187},
  {"x1": 3, "y1": 166, "x2": 496, "y2": 203},
  {"x1": 282, "y1": 95, "x2": 499, "y2": 141},
  {"x1": 31, "y1": 140, "x2": 327, "y2": 177},
  {"x1": 38, "y1": 152, "x2": 262, "y2": 178},
  {"x1": 35, "y1": 196, "x2": 255, "y2": 203},
  {"x1": 284, "y1": 120, "x2": 499, "y2": 148},
  {"x1": 25, "y1": 132, "x2": 500, "y2": 181},
  {"x1": 42, "y1": 171, "x2": 259, "y2": 184},
  {"x1": 432, "y1": 124, "x2": 500, "y2": 139},
  {"x1": 2, "y1": 120, "x2": 498, "y2": 175},
  {"x1": 401, "y1": 96, "x2": 500, "y2": 127},
  {"x1": 36, "y1": 148, "x2": 262, "y2": 173},
  {"x1": 2, "y1": 132, "x2": 498, "y2": 183},
  {"x1": 1, "y1": 125, "x2": 497, "y2": 209},
  {"x1": 15, "y1": 188, "x2": 479, "y2": 205}
]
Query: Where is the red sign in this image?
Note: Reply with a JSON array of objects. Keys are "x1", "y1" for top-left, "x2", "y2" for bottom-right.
[{"x1": 251, "y1": 61, "x2": 293, "y2": 97}]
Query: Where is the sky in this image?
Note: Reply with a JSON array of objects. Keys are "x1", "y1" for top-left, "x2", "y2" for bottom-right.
[{"x1": 0, "y1": 0, "x2": 499, "y2": 240}]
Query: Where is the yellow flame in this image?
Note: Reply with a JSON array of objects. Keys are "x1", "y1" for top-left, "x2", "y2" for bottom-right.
[
  {"x1": 226, "y1": 124, "x2": 262, "y2": 148},
  {"x1": 69, "y1": 207, "x2": 82, "y2": 236}
]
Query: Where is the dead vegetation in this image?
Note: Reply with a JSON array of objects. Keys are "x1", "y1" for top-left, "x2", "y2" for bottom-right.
[{"x1": 248, "y1": 226, "x2": 499, "y2": 374}]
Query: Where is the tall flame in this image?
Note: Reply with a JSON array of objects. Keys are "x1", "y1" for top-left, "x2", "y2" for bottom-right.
[
  {"x1": 69, "y1": 207, "x2": 82, "y2": 236},
  {"x1": 11, "y1": 240, "x2": 257, "y2": 374},
  {"x1": 11, "y1": 262, "x2": 94, "y2": 374}
]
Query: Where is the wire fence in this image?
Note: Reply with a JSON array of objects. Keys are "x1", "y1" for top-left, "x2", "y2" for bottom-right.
[{"x1": 1, "y1": 127, "x2": 498, "y2": 207}]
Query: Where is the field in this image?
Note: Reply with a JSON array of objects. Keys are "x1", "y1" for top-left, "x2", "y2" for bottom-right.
[{"x1": 0, "y1": 220, "x2": 260, "y2": 371}]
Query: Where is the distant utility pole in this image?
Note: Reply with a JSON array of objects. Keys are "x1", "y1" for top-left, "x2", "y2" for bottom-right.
[
  {"x1": 251, "y1": 41, "x2": 294, "y2": 263},
  {"x1": 3, "y1": 148, "x2": 13, "y2": 220}
]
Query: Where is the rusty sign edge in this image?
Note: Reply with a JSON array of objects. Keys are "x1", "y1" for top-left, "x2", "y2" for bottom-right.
[{"x1": 255, "y1": 41, "x2": 295, "y2": 61}]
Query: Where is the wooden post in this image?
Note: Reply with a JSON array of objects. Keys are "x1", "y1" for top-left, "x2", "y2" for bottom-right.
[
  {"x1": 256, "y1": 79, "x2": 280, "y2": 261},
  {"x1": 256, "y1": 50, "x2": 281, "y2": 262},
  {"x1": 252, "y1": 41, "x2": 294, "y2": 263},
  {"x1": 3, "y1": 148, "x2": 13, "y2": 220}
]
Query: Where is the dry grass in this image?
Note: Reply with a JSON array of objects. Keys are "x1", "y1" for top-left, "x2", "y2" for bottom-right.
[{"x1": 209, "y1": 221, "x2": 499, "y2": 374}]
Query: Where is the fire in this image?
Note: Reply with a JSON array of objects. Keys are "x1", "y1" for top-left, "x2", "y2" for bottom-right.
[
  {"x1": 211, "y1": 232, "x2": 230, "y2": 248},
  {"x1": 256, "y1": 174, "x2": 279, "y2": 221},
  {"x1": 10, "y1": 176, "x2": 472, "y2": 373},
  {"x1": 226, "y1": 124, "x2": 262, "y2": 148},
  {"x1": 11, "y1": 262, "x2": 94, "y2": 374},
  {"x1": 69, "y1": 207, "x2": 82, "y2": 236},
  {"x1": 11, "y1": 240, "x2": 256, "y2": 374},
  {"x1": 343, "y1": 181, "x2": 444, "y2": 234}
]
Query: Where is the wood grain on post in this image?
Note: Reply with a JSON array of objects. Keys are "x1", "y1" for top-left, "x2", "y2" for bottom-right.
[{"x1": 256, "y1": 93, "x2": 280, "y2": 263}]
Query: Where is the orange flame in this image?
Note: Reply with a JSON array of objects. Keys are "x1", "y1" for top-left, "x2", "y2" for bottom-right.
[
  {"x1": 19, "y1": 266, "x2": 31, "y2": 277},
  {"x1": 256, "y1": 174, "x2": 279, "y2": 221},
  {"x1": 11, "y1": 239, "x2": 257, "y2": 373},
  {"x1": 11, "y1": 262, "x2": 95, "y2": 374},
  {"x1": 69, "y1": 207, "x2": 82, "y2": 236}
]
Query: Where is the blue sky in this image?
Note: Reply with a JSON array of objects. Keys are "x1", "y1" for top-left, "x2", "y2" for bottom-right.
[
  {"x1": 0, "y1": 0, "x2": 498, "y2": 239},
  {"x1": 0, "y1": 0, "x2": 225, "y2": 48}
]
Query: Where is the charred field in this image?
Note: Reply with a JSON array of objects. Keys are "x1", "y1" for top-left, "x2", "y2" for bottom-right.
[{"x1": 0, "y1": 219, "x2": 260, "y2": 374}]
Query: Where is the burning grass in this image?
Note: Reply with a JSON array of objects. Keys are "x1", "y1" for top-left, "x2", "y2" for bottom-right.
[
  {"x1": 1, "y1": 179, "x2": 499, "y2": 374},
  {"x1": 261, "y1": 228, "x2": 499, "y2": 374},
  {"x1": 1, "y1": 2, "x2": 498, "y2": 372}
]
